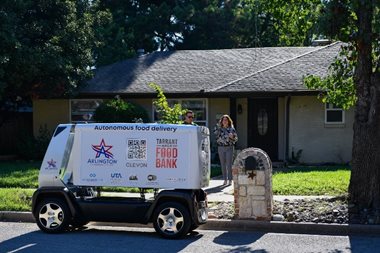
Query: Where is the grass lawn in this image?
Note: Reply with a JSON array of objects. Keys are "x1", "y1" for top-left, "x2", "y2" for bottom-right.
[
  {"x1": 0, "y1": 161, "x2": 350, "y2": 211},
  {"x1": 0, "y1": 161, "x2": 40, "y2": 188},
  {"x1": 273, "y1": 166, "x2": 350, "y2": 196},
  {"x1": 0, "y1": 188, "x2": 35, "y2": 211}
]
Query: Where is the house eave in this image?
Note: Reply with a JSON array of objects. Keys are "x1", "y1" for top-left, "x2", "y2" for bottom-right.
[{"x1": 77, "y1": 89, "x2": 320, "y2": 99}]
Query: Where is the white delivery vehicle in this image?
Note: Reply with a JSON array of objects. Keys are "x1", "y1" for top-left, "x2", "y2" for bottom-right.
[{"x1": 32, "y1": 123, "x2": 210, "y2": 239}]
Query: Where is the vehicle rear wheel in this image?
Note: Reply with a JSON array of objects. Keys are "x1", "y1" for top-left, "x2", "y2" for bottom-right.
[
  {"x1": 153, "y1": 202, "x2": 191, "y2": 239},
  {"x1": 190, "y1": 224, "x2": 199, "y2": 232},
  {"x1": 35, "y1": 198, "x2": 71, "y2": 233}
]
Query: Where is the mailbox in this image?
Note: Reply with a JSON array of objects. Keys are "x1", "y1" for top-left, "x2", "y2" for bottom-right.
[
  {"x1": 233, "y1": 147, "x2": 273, "y2": 220},
  {"x1": 244, "y1": 156, "x2": 257, "y2": 172}
]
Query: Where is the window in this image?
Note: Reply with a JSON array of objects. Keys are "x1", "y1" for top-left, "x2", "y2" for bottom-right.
[
  {"x1": 70, "y1": 99, "x2": 102, "y2": 123},
  {"x1": 153, "y1": 99, "x2": 208, "y2": 126},
  {"x1": 325, "y1": 103, "x2": 344, "y2": 124},
  {"x1": 257, "y1": 108, "x2": 268, "y2": 135}
]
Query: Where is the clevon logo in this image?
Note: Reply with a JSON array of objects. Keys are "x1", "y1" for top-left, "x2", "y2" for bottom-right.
[{"x1": 111, "y1": 173, "x2": 122, "y2": 179}]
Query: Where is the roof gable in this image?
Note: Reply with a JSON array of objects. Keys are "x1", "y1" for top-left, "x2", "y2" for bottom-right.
[{"x1": 83, "y1": 42, "x2": 343, "y2": 95}]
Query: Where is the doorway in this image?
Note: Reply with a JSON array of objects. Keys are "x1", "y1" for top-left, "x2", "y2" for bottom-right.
[{"x1": 248, "y1": 98, "x2": 278, "y2": 160}]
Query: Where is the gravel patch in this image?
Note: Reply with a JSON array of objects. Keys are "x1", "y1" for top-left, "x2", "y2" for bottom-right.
[{"x1": 209, "y1": 195, "x2": 349, "y2": 224}]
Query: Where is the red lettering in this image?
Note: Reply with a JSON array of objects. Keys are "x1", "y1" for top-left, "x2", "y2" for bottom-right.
[{"x1": 156, "y1": 147, "x2": 178, "y2": 168}]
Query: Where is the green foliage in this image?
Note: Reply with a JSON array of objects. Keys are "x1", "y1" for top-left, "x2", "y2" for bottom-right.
[
  {"x1": 273, "y1": 167, "x2": 350, "y2": 195},
  {"x1": 149, "y1": 83, "x2": 186, "y2": 124},
  {"x1": 94, "y1": 96, "x2": 150, "y2": 123},
  {"x1": 0, "y1": 0, "x2": 98, "y2": 100},
  {"x1": 316, "y1": 0, "x2": 357, "y2": 42},
  {"x1": 304, "y1": 45, "x2": 357, "y2": 109},
  {"x1": 267, "y1": 0, "x2": 323, "y2": 46},
  {"x1": 0, "y1": 188, "x2": 34, "y2": 211},
  {"x1": 91, "y1": 3, "x2": 136, "y2": 67},
  {"x1": 306, "y1": 1, "x2": 379, "y2": 111},
  {"x1": 288, "y1": 148, "x2": 303, "y2": 165},
  {"x1": 211, "y1": 165, "x2": 222, "y2": 178},
  {"x1": 0, "y1": 161, "x2": 40, "y2": 188},
  {"x1": 16, "y1": 125, "x2": 51, "y2": 160}
]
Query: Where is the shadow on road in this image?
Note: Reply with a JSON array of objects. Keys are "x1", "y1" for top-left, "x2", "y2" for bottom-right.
[
  {"x1": 0, "y1": 226, "x2": 203, "y2": 253},
  {"x1": 213, "y1": 231, "x2": 268, "y2": 252}
]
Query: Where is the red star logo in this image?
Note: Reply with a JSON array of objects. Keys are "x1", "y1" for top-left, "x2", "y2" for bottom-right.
[{"x1": 92, "y1": 139, "x2": 113, "y2": 158}]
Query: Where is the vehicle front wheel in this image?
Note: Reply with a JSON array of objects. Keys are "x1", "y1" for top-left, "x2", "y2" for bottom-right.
[
  {"x1": 153, "y1": 202, "x2": 191, "y2": 239},
  {"x1": 70, "y1": 219, "x2": 89, "y2": 229},
  {"x1": 35, "y1": 198, "x2": 71, "y2": 233}
]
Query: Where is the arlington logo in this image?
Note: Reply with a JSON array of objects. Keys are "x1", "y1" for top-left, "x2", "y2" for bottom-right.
[{"x1": 88, "y1": 138, "x2": 117, "y2": 165}]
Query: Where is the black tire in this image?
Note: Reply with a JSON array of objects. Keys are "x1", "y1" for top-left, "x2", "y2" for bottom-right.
[
  {"x1": 35, "y1": 198, "x2": 71, "y2": 233},
  {"x1": 190, "y1": 224, "x2": 199, "y2": 232},
  {"x1": 70, "y1": 219, "x2": 89, "y2": 229},
  {"x1": 153, "y1": 202, "x2": 191, "y2": 239}
]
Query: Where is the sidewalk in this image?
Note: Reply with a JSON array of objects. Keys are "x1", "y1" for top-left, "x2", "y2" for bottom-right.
[
  {"x1": 204, "y1": 177, "x2": 332, "y2": 202},
  {"x1": 1, "y1": 178, "x2": 380, "y2": 235}
]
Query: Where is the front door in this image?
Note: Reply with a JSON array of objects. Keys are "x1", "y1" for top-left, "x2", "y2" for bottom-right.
[{"x1": 248, "y1": 98, "x2": 278, "y2": 160}]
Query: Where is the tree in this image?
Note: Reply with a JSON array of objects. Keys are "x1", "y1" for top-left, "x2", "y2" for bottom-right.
[
  {"x1": 149, "y1": 83, "x2": 186, "y2": 124},
  {"x1": 305, "y1": 0, "x2": 380, "y2": 223},
  {"x1": 349, "y1": 0, "x2": 380, "y2": 223},
  {"x1": 0, "y1": 0, "x2": 97, "y2": 101},
  {"x1": 268, "y1": 0, "x2": 322, "y2": 46}
]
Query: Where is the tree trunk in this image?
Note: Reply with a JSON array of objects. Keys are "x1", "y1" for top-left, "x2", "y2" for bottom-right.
[{"x1": 348, "y1": 0, "x2": 380, "y2": 224}]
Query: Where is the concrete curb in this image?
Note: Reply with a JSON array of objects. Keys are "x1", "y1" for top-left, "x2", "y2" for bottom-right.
[
  {"x1": 1, "y1": 211, "x2": 380, "y2": 235},
  {"x1": 0, "y1": 211, "x2": 35, "y2": 223},
  {"x1": 199, "y1": 219, "x2": 380, "y2": 235}
]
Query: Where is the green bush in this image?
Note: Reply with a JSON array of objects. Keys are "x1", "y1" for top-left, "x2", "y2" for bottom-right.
[
  {"x1": 149, "y1": 83, "x2": 186, "y2": 124},
  {"x1": 16, "y1": 125, "x2": 51, "y2": 160},
  {"x1": 94, "y1": 96, "x2": 150, "y2": 123}
]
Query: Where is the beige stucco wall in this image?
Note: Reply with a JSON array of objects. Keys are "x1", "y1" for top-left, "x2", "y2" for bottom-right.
[
  {"x1": 289, "y1": 96, "x2": 353, "y2": 164},
  {"x1": 33, "y1": 99, "x2": 70, "y2": 137},
  {"x1": 208, "y1": 98, "x2": 229, "y2": 146},
  {"x1": 34, "y1": 96, "x2": 351, "y2": 164}
]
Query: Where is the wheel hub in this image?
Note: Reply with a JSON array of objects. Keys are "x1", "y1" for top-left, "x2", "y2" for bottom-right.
[{"x1": 167, "y1": 217, "x2": 174, "y2": 227}]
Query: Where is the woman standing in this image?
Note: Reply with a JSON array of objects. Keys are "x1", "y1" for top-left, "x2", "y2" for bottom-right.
[{"x1": 214, "y1": 115, "x2": 238, "y2": 185}]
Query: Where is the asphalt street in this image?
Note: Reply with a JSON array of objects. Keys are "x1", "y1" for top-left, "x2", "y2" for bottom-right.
[{"x1": 1, "y1": 222, "x2": 380, "y2": 253}]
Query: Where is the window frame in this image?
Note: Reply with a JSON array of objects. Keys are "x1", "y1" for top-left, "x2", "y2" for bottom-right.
[
  {"x1": 152, "y1": 98, "x2": 208, "y2": 126},
  {"x1": 70, "y1": 99, "x2": 103, "y2": 123},
  {"x1": 325, "y1": 103, "x2": 345, "y2": 124}
]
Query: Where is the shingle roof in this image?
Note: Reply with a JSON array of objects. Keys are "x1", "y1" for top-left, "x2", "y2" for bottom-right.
[
  {"x1": 83, "y1": 42, "x2": 343, "y2": 95},
  {"x1": 216, "y1": 42, "x2": 342, "y2": 93}
]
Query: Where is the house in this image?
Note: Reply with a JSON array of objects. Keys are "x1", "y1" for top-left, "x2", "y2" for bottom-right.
[{"x1": 33, "y1": 41, "x2": 353, "y2": 164}]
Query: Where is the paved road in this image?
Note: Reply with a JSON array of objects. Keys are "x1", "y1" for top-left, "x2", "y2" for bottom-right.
[{"x1": 1, "y1": 222, "x2": 380, "y2": 253}]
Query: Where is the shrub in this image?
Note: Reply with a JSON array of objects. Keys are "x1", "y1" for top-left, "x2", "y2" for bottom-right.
[
  {"x1": 94, "y1": 96, "x2": 150, "y2": 123},
  {"x1": 17, "y1": 125, "x2": 51, "y2": 160},
  {"x1": 149, "y1": 83, "x2": 186, "y2": 124}
]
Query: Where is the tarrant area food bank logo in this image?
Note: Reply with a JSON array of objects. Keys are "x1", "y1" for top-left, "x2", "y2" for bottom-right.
[{"x1": 87, "y1": 139, "x2": 118, "y2": 165}]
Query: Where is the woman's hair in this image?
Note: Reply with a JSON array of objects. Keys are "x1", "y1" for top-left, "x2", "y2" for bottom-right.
[{"x1": 218, "y1": 114, "x2": 234, "y2": 127}]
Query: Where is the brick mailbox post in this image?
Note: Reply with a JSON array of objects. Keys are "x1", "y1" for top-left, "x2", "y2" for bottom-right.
[{"x1": 232, "y1": 147, "x2": 273, "y2": 220}]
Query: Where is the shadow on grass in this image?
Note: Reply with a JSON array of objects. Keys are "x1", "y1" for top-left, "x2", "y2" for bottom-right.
[{"x1": 273, "y1": 165, "x2": 351, "y2": 174}]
